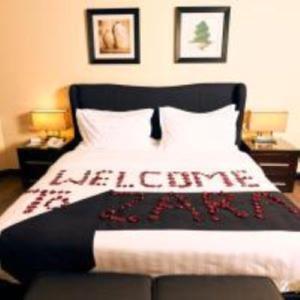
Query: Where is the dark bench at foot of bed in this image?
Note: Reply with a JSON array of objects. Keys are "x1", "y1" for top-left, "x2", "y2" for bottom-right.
[
  {"x1": 0, "y1": 279, "x2": 26, "y2": 300},
  {"x1": 153, "y1": 275, "x2": 283, "y2": 300},
  {"x1": 23, "y1": 273, "x2": 284, "y2": 300},
  {"x1": 24, "y1": 273, "x2": 151, "y2": 300}
]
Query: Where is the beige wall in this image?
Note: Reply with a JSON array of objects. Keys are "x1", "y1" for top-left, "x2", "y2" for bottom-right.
[
  {"x1": 0, "y1": 0, "x2": 300, "y2": 169},
  {"x1": 0, "y1": 120, "x2": 5, "y2": 156}
]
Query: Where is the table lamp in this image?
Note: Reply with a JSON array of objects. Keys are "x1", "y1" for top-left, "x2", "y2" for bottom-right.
[
  {"x1": 249, "y1": 111, "x2": 288, "y2": 144},
  {"x1": 31, "y1": 109, "x2": 69, "y2": 139}
]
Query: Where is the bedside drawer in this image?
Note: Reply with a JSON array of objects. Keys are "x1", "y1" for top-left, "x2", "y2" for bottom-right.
[
  {"x1": 22, "y1": 160, "x2": 52, "y2": 178},
  {"x1": 251, "y1": 152, "x2": 292, "y2": 164},
  {"x1": 266, "y1": 174, "x2": 294, "y2": 192},
  {"x1": 251, "y1": 152, "x2": 298, "y2": 175},
  {"x1": 257, "y1": 162, "x2": 291, "y2": 176},
  {"x1": 18, "y1": 149, "x2": 61, "y2": 163}
]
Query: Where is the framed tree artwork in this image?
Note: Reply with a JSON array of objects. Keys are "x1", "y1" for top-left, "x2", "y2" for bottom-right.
[
  {"x1": 86, "y1": 8, "x2": 140, "y2": 64},
  {"x1": 175, "y1": 7, "x2": 230, "y2": 63}
]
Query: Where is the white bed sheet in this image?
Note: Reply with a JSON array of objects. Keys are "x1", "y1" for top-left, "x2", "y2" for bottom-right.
[{"x1": 1, "y1": 144, "x2": 300, "y2": 292}]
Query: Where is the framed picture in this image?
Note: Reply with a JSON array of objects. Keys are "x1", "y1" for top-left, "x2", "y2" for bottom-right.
[
  {"x1": 175, "y1": 7, "x2": 230, "y2": 63},
  {"x1": 86, "y1": 8, "x2": 140, "y2": 64}
]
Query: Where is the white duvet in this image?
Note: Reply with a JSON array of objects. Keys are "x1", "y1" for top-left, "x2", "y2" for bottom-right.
[{"x1": 1, "y1": 144, "x2": 300, "y2": 292}]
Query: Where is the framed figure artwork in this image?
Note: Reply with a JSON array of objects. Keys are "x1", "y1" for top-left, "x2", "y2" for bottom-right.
[
  {"x1": 86, "y1": 8, "x2": 140, "y2": 64},
  {"x1": 175, "y1": 7, "x2": 230, "y2": 63}
]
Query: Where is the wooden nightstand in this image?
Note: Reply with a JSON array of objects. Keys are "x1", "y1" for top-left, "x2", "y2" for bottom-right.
[
  {"x1": 242, "y1": 138, "x2": 300, "y2": 192},
  {"x1": 17, "y1": 141, "x2": 73, "y2": 188}
]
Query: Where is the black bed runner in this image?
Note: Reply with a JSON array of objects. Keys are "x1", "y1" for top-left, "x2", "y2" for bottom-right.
[{"x1": 0, "y1": 191, "x2": 299, "y2": 283}]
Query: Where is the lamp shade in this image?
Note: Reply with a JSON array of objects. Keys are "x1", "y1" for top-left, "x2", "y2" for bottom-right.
[
  {"x1": 31, "y1": 109, "x2": 68, "y2": 131},
  {"x1": 249, "y1": 111, "x2": 288, "y2": 133}
]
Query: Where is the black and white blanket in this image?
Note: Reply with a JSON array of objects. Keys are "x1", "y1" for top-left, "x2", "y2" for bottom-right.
[{"x1": 0, "y1": 147, "x2": 300, "y2": 292}]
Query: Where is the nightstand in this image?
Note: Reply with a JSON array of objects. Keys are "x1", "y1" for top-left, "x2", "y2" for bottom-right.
[
  {"x1": 242, "y1": 138, "x2": 300, "y2": 192},
  {"x1": 17, "y1": 141, "x2": 73, "y2": 188}
]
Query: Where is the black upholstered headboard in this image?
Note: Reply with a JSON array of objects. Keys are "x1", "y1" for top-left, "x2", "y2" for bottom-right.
[{"x1": 69, "y1": 83, "x2": 246, "y2": 147}]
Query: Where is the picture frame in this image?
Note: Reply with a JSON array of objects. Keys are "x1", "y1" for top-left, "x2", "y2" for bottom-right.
[
  {"x1": 86, "y1": 8, "x2": 140, "y2": 64},
  {"x1": 175, "y1": 7, "x2": 230, "y2": 63}
]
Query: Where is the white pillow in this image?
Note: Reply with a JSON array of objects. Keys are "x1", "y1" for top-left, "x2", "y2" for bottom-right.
[
  {"x1": 160, "y1": 105, "x2": 239, "y2": 151},
  {"x1": 76, "y1": 108, "x2": 154, "y2": 150}
]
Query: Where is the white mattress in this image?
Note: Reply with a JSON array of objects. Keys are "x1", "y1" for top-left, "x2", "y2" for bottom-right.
[{"x1": 1, "y1": 144, "x2": 300, "y2": 292}]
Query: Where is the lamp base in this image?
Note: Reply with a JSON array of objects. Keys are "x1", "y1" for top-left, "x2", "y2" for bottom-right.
[{"x1": 253, "y1": 135, "x2": 277, "y2": 144}]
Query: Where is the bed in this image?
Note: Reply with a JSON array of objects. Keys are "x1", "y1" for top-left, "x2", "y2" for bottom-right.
[{"x1": 0, "y1": 83, "x2": 300, "y2": 295}]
